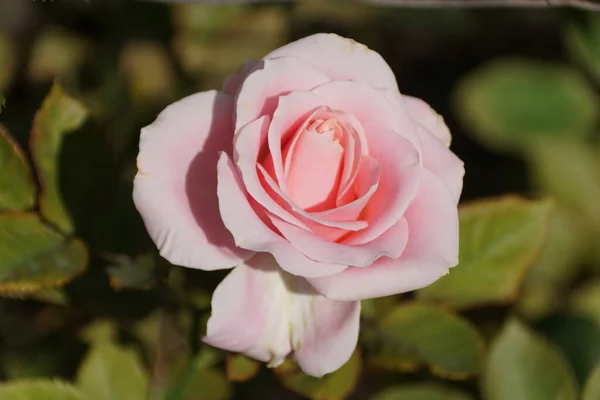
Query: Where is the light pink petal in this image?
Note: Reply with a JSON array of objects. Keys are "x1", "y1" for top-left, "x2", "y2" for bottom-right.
[
  {"x1": 272, "y1": 216, "x2": 409, "y2": 268},
  {"x1": 234, "y1": 116, "x2": 308, "y2": 230},
  {"x1": 308, "y1": 170, "x2": 459, "y2": 301},
  {"x1": 234, "y1": 57, "x2": 329, "y2": 132},
  {"x1": 292, "y1": 293, "x2": 361, "y2": 377},
  {"x1": 344, "y1": 121, "x2": 421, "y2": 245},
  {"x1": 217, "y1": 153, "x2": 347, "y2": 278},
  {"x1": 133, "y1": 91, "x2": 252, "y2": 270},
  {"x1": 222, "y1": 60, "x2": 260, "y2": 97},
  {"x1": 204, "y1": 252, "x2": 361, "y2": 377},
  {"x1": 203, "y1": 253, "x2": 292, "y2": 365},
  {"x1": 403, "y1": 95, "x2": 452, "y2": 146},
  {"x1": 265, "y1": 33, "x2": 397, "y2": 90},
  {"x1": 417, "y1": 125, "x2": 464, "y2": 203}
]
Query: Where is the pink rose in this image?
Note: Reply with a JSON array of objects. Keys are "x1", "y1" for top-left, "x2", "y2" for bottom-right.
[{"x1": 133, "y1": 34, "x2": 464, "y2": 376}]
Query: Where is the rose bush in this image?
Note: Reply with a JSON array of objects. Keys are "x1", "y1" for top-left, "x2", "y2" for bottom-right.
[{"x1": 133, "y1": 33, "x2": 464, "y2": 377}]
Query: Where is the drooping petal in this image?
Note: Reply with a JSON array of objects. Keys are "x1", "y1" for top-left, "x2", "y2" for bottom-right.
[
  {"x1": 133, "y1": 91, "x2": 252, "y2": 270},
  {"x1": 217, "y1": 152, "x2": 347, "y2": 277},
  {"x1": 308, "y1": 170, "x2": 459, "y2": 301},
  {"x1": 203, "y1": 252, "x2": 361, "y2": 377},
  {"x1": 265, "y1": 33, "x2": 397, "y2": 90},
  {"x1": 403, "y1": 95, "x2": 452, "y2": 147},
  {"x1": 234, "y1": 57, "x2": 329, "y2": 132},
  {"x1": 343, "y1": 120, "x2": 421, "y2": 245}
]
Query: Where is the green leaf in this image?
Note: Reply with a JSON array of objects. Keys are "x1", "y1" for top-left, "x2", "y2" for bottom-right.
[
  {"x1": 528, "y1": 139, "x2": 600, "y2": 225},
  {"x1": 165, "y1": 347, "x2": 230, "y2": 400},
  {"x1": 367, "y1": 303, "x2": 483, "y2": 379},
  {"x1": 566, "y1": 13, "x2": 600, "y2": 84},
  {"x1": 0, "y1": 380, "x2": 84, "y2": 400},
  {"x1": 275, "y1": 350, "x2": 361, "y2": 400},
  {"x1": 418, "y1": 196, "x2": 552, "y2": 309},
  {"x1": 225, "y1": 353, "x2": 260, "y2": 382},
  {"x1": 76, "y1": 342, "x2": 149, "y2": 400},
  {"x1": 0, "y1": 125, "x2": 36, "y2": 211},
  {"x1": 106, "y1": 253, "x2": 159, "y2": 290},
  {"x1": 0, "y1": 213, "x2": 88, "y2": 294},
  {"x1": 31, "y1": 83, "x2": 88, "y2": 234},
  {"x1": 453, "y1": 59, "x2": 599, "y2": 151},
  {"x1": 518, "y1": 206, "x2": 587, "y2": 318},
  {"x1": 371, "y1": 382, "x2": 473, "y2": 400},
  {"x1": 484, "y1": 319, "x2": 578, "y2": 400},
  {"x1": 570, "y1": 279, "x2": 600, "y2": 328},
  {"x1": 583, "y1": 363, "x2": 600, "y2": 400}
]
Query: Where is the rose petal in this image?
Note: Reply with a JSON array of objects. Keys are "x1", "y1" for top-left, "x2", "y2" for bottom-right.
[
  {"x1": 222, "y1": 60, "x2": 260, "y2": 97},
  {"x1": 417, "y1": 125, "x2": 464, "y2": 203},
  {"x1": 133, "y1": 91, "x2": 252, "y2": 270},
  {"x1": 265, "y1": 33, "x2": 397, "y2": 90},
  {"x1": 235, "y1": 57, "x2": 329, "y2": 132},
  {"x1": 403, "y1": 95, "x2": 452, "y2": 147},
  {"x1": 308, "y1": 169, "x2": 459, "y2": 301},
  {"x1": 217, "y1": 152, "x2": 347, "y2": 277},
  {"x1": 204, "y1": 252, "x2": 361, "y2": 377},
  {"x1": 343, "y1": 121, "x2": 421, "y2": 245}
]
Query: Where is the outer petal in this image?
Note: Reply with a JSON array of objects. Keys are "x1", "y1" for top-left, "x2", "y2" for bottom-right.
[
  {"x1": 133, "y1": 91, "x2": 252, "y2": 270},
  {"x1": 234, "y1": 57, "x2": 329, "y2": 132},
  {"x1": 403, "y1": 95, "x2": 452, "y2": 146},
  {"x1": 266, "y1": 33, "x2": 397, "y2": 90},
  {"x1": 217, "y1": 152, "x2": 347, "y2": 278},
  {"x1": 417, "y1": 125, "x2": 464, "y2": 204},
  {"x1": 203, "y1": 253, "x2": 361, "y2": 378},
  {"x1": 222, "y1": 60, "x2": 260, "y2": 97},
  {"x1": 308, "y1": 170, "x2": 459, "y2": 301}
]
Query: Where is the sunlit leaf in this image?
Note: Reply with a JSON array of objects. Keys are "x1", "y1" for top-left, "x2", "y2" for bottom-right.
[
  {"x1": 0, "y1": 213, "x2": 88, "y2": 295},
  {"x1": 367, "y1": 303, "x2": 483, "y2": 379},
  {"x1": 31, "y1": 83, "x2": 88, "y2": 234},
  {"x1": 418, "y1": 196, "x2": 552, "y2": 309},
  {"x1": 0, "y1": 125, "x2": 36, "y2": 211},
  {"x1": 225, "y1": 353, "x2": 260, "y2": 382},
  {"x1": 275, "y1": 350, "x2": 361, "y2": 400},
  {"x1": 76, "y1": 342, "x2": 149, "y2": 400},
  {"x1": 371, "y1": 382, "x2": 473, "y2": 400},
  {"x1": 583, "y1": 363, "x2": 600, "y2": 400},
  {"x1": 484, "y1": 319, "x2": 578, "y2": 400},
  {"x1": 0, "y1": 380, "x2": 84, "y2": 400},
  {"x1": 454, "y1": 59, "x2": 599, "y2": 151}
]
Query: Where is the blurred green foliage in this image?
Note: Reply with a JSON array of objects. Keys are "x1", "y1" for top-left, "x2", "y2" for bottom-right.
[{"x1": 0, "y1": 1, "x2": 600, "y2": 399}]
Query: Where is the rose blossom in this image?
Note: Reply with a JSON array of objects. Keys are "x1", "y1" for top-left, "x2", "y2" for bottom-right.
[{"x1": 133, "y1": 33, "x2": 464, "y2": 377}]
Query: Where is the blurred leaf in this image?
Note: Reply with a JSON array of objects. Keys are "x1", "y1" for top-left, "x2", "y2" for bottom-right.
[
  {"x1": 518, "y1": 206, "x2": 587, "y2": 318},
  {"x1": 583, "y1": 363, "x2": 600, "y2": 400},
  {"x1": 27, "y1": 26, "x2": 89, "y2": 83},
  {"x1": 275, "y1": 350, "x2": 361, "y2": 400},
  {"x1": 106, "y1": 253, "x2": 159, "y2": 290},
  {"x1": 454, "y1": 59, "x2": 598, "y2": 151},
  {"x1": 0, "y1": 380, "x2": 84, "y2": 400},
  {"x1": 367, "y1": 303, "x2": 483, "y2": 379},
  {"x1": 31, "y1": 83, "x2": 88, "y2": 234},
  {"x1": 0, "y1": 33, "x2": 17, "y2": 92},
  {"x1": 484, "y1": 319, "x2": 578, "y2": 400},
  {"x1": 418, "y1": 196, "x2": 552, "y2": 309},
  {"x1": 361, "y1": 296, "x2": 398, "y2": 322},
  {"x1": 225, "y1": 353, "x2": 260, "y2": 382},
  {"x1": 536, "y1": 313, "x2": 600, "y2": 384},
  {"x1": 570, "y1": 279, "x2": 600, "y2": 328},
  {"x1": 76, "y1": 342, "x2": 149, "y2": 400},
  {"x1": 119, "y1": 40, "x2": 176, "y2": 107},
  {"x1": 25, "y1": 288, "x2": 69, "y2": 306},
  {"x1": 80, "y1": 320, "x2": 119, "y2": 345},
  {"x1": 0, "y1": 125, "x2": 36, "y2": 211},
  {"x1": 566, "y1": 13, "x2": 600, "y2": 84},
  {"x1": 0, "y1": 213, "x2": 88, "y2": 294},
  {"x1": 370, "y1": 382, "x2": 473, "y2": 400},
  {"x1": 165, "y1": 347, "x2": 230, "y2": 400},
  {"x1": 528, "y1": 138, "x2": 600, "y2": 225}
]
